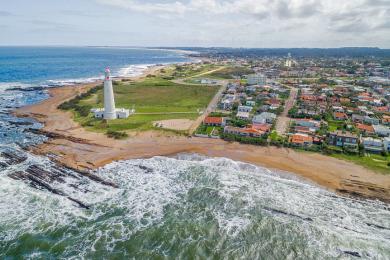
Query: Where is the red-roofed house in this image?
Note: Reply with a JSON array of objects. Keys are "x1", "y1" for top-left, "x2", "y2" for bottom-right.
[
  {"x1": 289, "y1": 133, "x2": 313, "y2": 147},
  {"x1": 356, "y1": 123, "x2": 374, "y2": 134},
  {"x1": 224, "y1": 126, "x2": 265, "y2": 137},
  {"x1": 204, "y1": 117, "x2": 226, "y2": 126},
  {"x1": 333, "y1": 112, "x2": 348, "y2": 121},
  {"x1": 251, "y1": 123, "x2": 272, "y2": 133}
]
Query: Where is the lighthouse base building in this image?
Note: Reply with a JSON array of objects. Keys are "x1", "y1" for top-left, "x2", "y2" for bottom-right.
[{"x1": 91, "y1": 68, "x2": 134, "y2": 120}]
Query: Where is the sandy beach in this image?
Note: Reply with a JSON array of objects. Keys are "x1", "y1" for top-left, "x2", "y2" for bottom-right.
[{"x1": 15, "y1": 69, "x2": 390, "y2": 203}]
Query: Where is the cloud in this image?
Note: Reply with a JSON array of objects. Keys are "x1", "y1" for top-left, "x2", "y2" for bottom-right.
[
  {"x1": 96, "y1": 0, "x2": 188, "y2": 14},
  {"x1": 0, "y1": 11, "x2": 13, "y2": 16},
  {"x1": 59, "y1": 10, "x2": 101, "y2": 17},
  {"x1": 95, "y1": 0, "x2": 322, "y2": 18}
]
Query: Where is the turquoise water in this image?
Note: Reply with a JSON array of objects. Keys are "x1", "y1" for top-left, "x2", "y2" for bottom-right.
[{"x1": 0, "y1": 47, "x2": 389, "y2": 259}]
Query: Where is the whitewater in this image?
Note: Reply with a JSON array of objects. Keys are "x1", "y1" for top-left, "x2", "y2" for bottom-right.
[{"x1": 0, "y1": 153, "x2": 389, "y2": 258}]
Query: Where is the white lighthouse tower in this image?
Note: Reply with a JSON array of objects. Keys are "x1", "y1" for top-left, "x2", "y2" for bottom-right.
[
  {"x1": 91, "y1": 68, "x2": 133, "y2": 120},
  {"x1": 103, "y1": 68, "x2": 117, "y2": 120}
]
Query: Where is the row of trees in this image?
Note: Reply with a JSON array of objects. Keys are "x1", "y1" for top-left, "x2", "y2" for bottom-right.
[{"x1": 58, "y1": 85, "x2": 102, "y2": 117}]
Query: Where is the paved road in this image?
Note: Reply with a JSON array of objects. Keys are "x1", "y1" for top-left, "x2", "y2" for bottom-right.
[
  {"x1": 275, "y1": 87, "x2": 298, "y2": 135},
  {"x1": 170, "y1": 67, "x2": 229, "y2": 135},
  {"x1": 135, "y1": 112, "x2": 198, "y2": 115},
  {"x1": 188, "y1": 81, "x2": 228, "y2": 135}
]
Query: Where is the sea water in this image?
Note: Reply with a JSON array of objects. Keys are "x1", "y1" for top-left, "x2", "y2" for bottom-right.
[{"x1": 0, "y1": 47, "x2": 389, "y2": 259}]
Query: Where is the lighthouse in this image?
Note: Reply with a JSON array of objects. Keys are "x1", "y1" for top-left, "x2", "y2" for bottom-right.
[
  {"x1": 91, "y1": 68, "x2": 133, "y2": 120},
  {"x1": 103, "y1": 68, "x2": 117, "y2": 120}
]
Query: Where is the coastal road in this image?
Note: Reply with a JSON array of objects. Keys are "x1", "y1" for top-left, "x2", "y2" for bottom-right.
[
  {"x1": 275, "y1": 87, "x2": 298, "y2": 136},
  {"x1": 135, "y1": 112, "x2": 198, "y2": 115},
  {"x1": 188, "y1": 80, "x2": 228, "y2": 135},
  {"x1": 171, "y1": 67, "x2": 229, "y2": 135}
]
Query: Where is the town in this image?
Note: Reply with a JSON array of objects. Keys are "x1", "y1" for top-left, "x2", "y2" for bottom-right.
[{"x1": 194, "y1": 53, "x2": 390, "y2": 172}]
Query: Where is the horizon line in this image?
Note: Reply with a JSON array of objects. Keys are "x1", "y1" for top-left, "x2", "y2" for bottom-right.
[{"x1": 0, "y1": 45, "x2": 389, "y2": 50}]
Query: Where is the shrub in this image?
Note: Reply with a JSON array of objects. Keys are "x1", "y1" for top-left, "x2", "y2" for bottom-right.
[{"x1": 106, "y1": 130, "x2": 128, "y2": 139}]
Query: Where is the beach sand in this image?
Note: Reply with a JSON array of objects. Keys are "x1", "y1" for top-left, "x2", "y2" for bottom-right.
[{"x1": 15, "y1": 67, "x2": 390, "y2": 203}]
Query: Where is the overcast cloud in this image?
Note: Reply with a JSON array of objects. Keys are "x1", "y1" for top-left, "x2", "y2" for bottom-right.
[{"x1": 0, "y1": 0, "x2": 389, "y2": 47}]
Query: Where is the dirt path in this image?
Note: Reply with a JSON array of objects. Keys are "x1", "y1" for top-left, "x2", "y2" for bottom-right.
[
  {"x1": 188, "y1": 81, "x2": 228, "y2": 134},
  {"x1": 275, "y1": 87, "x2": 298, "y2": 135},
  {"x1": 171, "y1": 67, "x2": 229, "y2": 135}
]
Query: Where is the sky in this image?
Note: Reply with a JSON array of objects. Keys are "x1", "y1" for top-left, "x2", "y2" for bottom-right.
[{"x1": 0, "y1": 0, "x2": 389, "y2": 48}]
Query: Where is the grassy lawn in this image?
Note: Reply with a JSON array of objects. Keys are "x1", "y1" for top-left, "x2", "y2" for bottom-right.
[
  {"x1": 196, "y1": 125, "x2": 222, "y2": 136},
  {"x1": 331, "y1": 153, "x2": 390, "y2": 174},
  {"x1": 172, "y1": 64, "x2": 223, "y2": 78},
  {"x1": 80, "y1": 77, "x2": 218, "y2": 113},
  {"x1": 76, "y1": 113, "x2": 198, "y2": 132},
  {"x1": 72, "y1": 76, "x2": 219, "y2": 133},
  {"x1": 326, "y1": 119, "x2": 345, "y2": 132},
  {"x1": 207, "y1": 66, "x2": 254, "y2": 79}
]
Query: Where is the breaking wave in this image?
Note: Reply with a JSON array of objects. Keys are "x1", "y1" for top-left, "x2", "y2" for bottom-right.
[{"x1": 0, "y1": 154, "x2": 389, "y2": 259}]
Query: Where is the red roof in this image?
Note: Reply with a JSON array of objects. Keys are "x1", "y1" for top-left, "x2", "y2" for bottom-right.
[
  {"x1": 251, "y1": 123, "x2": 271, "y2": 132},
  {"x1": 334, "y1": 112, "x2": 348, "y2": 119},
  {"x1": 268, "y1": 98, "x2": 280, "y2": 105},
  {"x1": 290, "y1": 134, "x2": 313, "y2": 144},
  {"x1": 356, "y1": 123, "x2": 374, "y2": 133},
  {"x1": 204, "y1": 117, "x2": 223, "y2": 124}
]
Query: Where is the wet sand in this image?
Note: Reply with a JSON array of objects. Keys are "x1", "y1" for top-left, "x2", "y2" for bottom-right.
[{"x1": 15, "y1": 69, "x2": 390, "y2": 203}]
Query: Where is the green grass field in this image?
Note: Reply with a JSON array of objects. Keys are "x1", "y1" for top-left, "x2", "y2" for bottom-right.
[
  {"x1": 72, "y1": 77, "x2": 219, "y2": 132},
  {"x1": 331, "y1": 153, "x2": 390, "y2": 174},
  {"x1": 207, "y1": 66, "x2": 254, "y2": 79}
]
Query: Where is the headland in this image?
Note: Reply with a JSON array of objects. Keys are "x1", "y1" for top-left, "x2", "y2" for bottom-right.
[{"x1": 15, "y1": 64, "x2": 390, "y2": 203}]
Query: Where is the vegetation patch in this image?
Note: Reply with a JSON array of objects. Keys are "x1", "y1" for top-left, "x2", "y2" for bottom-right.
[
  {"x1": 106, "y1": 130, "x2": 128, "y2": 139},
  {"x1": 59, "y1": 76, "x2": 218, "y2": 133},
  {"x1": 331, "y1": 153, "x2": 390, "y2": 175},
  {"x1": 207, "y1": 66, "x2": 254, "y2": 79}
]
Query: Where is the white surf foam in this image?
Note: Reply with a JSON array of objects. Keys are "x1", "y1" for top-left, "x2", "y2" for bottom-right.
[{"x1": 1, "y1": 154, "x2": 389, "y2": 258}]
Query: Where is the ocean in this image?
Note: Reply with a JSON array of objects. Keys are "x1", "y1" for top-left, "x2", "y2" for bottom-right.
[{"x1": 0, "y1": 47, "x2": 389, "y2": 259}]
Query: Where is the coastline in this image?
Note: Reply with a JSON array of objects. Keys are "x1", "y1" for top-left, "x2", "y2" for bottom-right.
[{"x1": 14, "y1": 65, "x2": 390, "y2": 203}]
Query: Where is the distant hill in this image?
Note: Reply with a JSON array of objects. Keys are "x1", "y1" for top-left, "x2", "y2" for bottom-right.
[{"x1": 157, "y1": 47, "x2": 390, "y2": 58}]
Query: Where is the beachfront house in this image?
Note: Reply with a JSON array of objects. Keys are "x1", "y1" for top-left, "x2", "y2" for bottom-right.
[
  {"x1": 327, "y1": 131, "x2": 359, "y2": 148},
  {"x1": 203, "y1": 117, "x2": 226, "y2": 127},
  {"x1": 362, "y1": 137, "x2": 383, "y2": 153},
  {"x1": 224, "y1": 126, "x2": 264, "y2": 138},
  {"x1": 289, "y1": 133, "x2": 313, "y2": 147},
  {"x1": 383, "y1": 137, "x2": 390, "y2": 152}
]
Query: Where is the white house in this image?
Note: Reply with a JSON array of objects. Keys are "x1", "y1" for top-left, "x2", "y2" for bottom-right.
[
  {"x1": 383, "y1": 137, "x2": 390, "y2": 152},
  {"x1": 362, "y1": 137, "x2": 383, "y2": 153},
  {"x1": 252, "y1": 112, "x2": 276, "y2": 124},
  {"x1": 238, "y1": 105, "x2": 253, "y2": 113},
  {"x1": 237, "y1": 111, "x2": 250, "y2": 120},
  {"x1": 373, "y1": 125, "x2": 390, "y2": 137}
]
